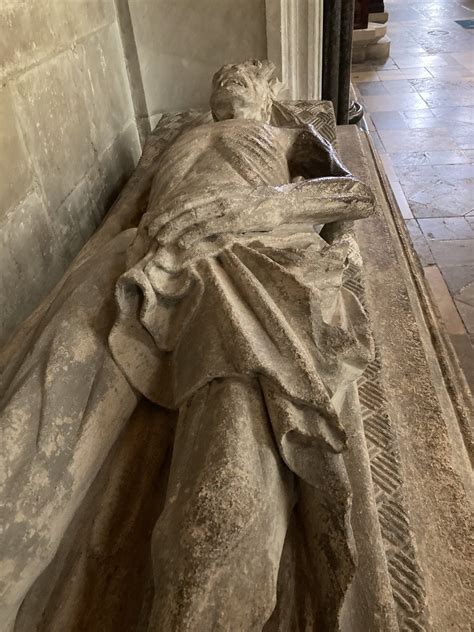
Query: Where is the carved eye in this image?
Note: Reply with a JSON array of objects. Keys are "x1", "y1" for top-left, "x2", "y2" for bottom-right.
[{"x1": 228, "y1": 78, "x2": 246, "y2": 87}]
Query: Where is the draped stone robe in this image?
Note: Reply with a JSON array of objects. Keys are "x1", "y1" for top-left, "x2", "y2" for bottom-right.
[
  {"x1": 1, "y1": 110, "x2": 375, "y2": 632},
  {"x1": 109, "y1": 116, "x2": 375, "y2": 630}
]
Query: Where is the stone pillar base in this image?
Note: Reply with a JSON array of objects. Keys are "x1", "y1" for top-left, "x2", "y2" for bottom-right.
[
  {"x1": 369, "y1": 11, "x2": 389, "y2": 24},
  {"x1": 352, "y1": 22, "x2": 390, "y2": 63}
]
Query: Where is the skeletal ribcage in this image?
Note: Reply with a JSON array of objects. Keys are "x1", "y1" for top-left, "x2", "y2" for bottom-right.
[{"x1": 147, "y1": 122, "x2": 291, "y2": 221}]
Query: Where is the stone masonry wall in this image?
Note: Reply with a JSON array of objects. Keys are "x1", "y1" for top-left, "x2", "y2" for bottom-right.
[
  {"x1": 0, "y1": 0, "x2": 141, "y2": 347},
  {"x1": 0, "y1": 0, "x2": 268, "y2": 348}
]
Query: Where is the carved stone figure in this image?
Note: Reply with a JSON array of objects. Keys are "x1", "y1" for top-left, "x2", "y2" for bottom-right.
[{"x1": 0, "y1": 60, "x2": 375, "y2": 631}]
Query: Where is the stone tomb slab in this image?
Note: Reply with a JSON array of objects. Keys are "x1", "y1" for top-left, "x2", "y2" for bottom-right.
[{"x1": 5, "y1": 106, "x2": 472, "y2": 632}]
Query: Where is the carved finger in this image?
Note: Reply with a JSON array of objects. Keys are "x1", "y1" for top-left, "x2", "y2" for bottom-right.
[
  {"x1": 176, "y1": 202, "x2": 283, "y2": 249},
  {"x1": 155, "y1": 199, "x2": 235, "y2": 245},
  {"x1": 148, "y1": 191, "x2": 224, "y2": 237}
]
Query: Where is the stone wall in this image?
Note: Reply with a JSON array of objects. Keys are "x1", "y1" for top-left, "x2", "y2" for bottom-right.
[
  {"x1": 0, "y1": 0, "x2": 141, "y2": 347},
  {"x1": 0, "y1": 0, "x2": 268, "y2": 348},
  {"x1": 126, "y1": 0, "x2": 267, "y2": 127}
]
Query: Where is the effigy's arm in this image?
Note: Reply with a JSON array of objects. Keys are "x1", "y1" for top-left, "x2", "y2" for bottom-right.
[
  {"x1": 284, "y1": 123, "x2": 365, "y2": 242},
  {"x1": 152, "y1": 175, "x2": 375, "y2": 250}
]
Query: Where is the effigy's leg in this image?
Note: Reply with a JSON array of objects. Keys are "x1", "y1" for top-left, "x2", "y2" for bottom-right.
[
  {"x1": 148, "y1": 376, "x2": 295, "y2": 632},
  {"x1": 0, "y1": 232, "x2": 139, "y2": 630},
  {"x1": 260, "y1": 378, "x2": 356, "y2": 632}
]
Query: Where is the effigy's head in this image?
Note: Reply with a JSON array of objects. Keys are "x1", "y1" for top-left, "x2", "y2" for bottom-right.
[{"x1": 210, "y1": 59, "x2": 282, "y2": 123}]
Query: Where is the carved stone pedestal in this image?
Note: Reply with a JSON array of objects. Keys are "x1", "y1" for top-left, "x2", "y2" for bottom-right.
[{"x1": 352, "y1": 22, "x2": 391, "y2": 63}]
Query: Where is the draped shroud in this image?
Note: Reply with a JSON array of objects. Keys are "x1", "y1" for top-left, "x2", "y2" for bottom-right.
[
  {"x1": 110, "y1": 229, "x2": 372, "y2": 449},
  {"x1": 109, "y1": 116, "x2": 375, "y2": 629}
]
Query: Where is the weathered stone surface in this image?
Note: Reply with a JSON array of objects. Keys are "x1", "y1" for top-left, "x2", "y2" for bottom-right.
[
  {"x1": 3, "y1": 60, "x2": 472, "y2": 632},
  {"x1": 0, "y1": 229, "x2": 139, "y2": 632},
  {"x1": 92, "y1": 122, "x2": 142, "y2": 219},
  {"x1": 0, "y1": 120, "x2": 141, "y2": 348},
  {"x1": 14, "y1": 49, "x2": 97, "y2": 213},
  {"x1": 113, "y1": 0, "x2": 151, "y2": 143},
  {"x1": 13, "y1": 23, "x2": 137, "y2": 216},
  {"x1": 81, "y1": 23, "x2": 137, "y2": 152},
  {"x1": 1, "y1": 63, "x2": 381, "y2": 631},
  {"x1": 0, "y1": 191, "x2": 58, "y2": 339},
  {"x1": 0, "y1": 87, "x2": 33, "y2": 213},
  {"x1": 51, "y1": 178, "x2": 102, "y2": 265},
  {"x1": 343, "y1": 129, "x2": 473, "y2": 631},
  {"x1": 0, "y1": 15, "x2": 140, "y2": 347},
  {"x1": 0, "y1": 0, "x2": 115, "y2": 82}
]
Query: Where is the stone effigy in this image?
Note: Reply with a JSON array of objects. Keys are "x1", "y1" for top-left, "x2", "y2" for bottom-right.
[
  {"x1": 108, "y1": 60, "x2": 375, "y2": 630},
  {"x1": 2, "y1": 59, "x2": 434, "y2": 631}
]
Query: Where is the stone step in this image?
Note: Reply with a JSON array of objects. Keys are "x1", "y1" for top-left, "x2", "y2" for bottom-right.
[
  {"x1": 353, "y1": 22, "x2": 387, "y2": 47},
  {"x1": 353, "y1": 35, "x2": 391, "y2": 63}
]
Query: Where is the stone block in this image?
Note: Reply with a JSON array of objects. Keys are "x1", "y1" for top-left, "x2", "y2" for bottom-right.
[
  {"x1": 353, "y1": 22, "x2": 390, "y2": 63},
  {"x1": 353, "y1": 38, "x2": 391, "y2": 63},
  {"x1": 352, "y1": 48, "x2": 366, "y2": 64},
  {"x1": 81, "y1": 23, "x2": 136, "y2": 153},
  {"x1": 0, "y1": 123, "x2": 140, "y2": 347},
  {"x1": 13, "y1": 48, "x2": 97, "y2": 214},
  {"x1": 0, "y1": 0, "x2": 115, "y2": 81},
  {"x1": 51, "y1": 177, "x2": 101, "y2": 267},
  {"x1": 0, "y1": 86, "x2": 33, "y2": 212},
  {"x1": 0, "y1": 190, "x2": 59, "y2": 345},
  {"x1": 369, "y1": 11, "x2": 389, "y2": 24},
  {"x1": 367, "y1": 35, "x2": 391, "y2": 62},
  {"x1": 353, "y1": 23, "x2": 387, "y2": 45},
  {"x1": 88, "y1": 122, "x2": 141, "y2": 221}
]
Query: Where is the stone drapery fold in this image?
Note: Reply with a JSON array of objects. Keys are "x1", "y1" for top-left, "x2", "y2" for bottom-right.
[{"x1": 110, "y1": 228, "x2": 373, "y2": 455}]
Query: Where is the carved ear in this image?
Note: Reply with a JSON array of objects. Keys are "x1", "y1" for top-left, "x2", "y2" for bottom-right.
[
  {"x1": 259, "y1": 60, "x2": 284, "y2": 99},
  {"x1": 269, "y1": 77, "x2": 284, "y2": 99}
]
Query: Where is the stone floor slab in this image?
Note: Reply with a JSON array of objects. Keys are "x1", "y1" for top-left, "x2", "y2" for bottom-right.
[
  {"x1": 353, "y1": 0, "x2": 474, "y2": 402},
  {"x1": 352, "y1": 71, "x2": 381, "y2": 83},
  {"x1": 377, "y1": 69, "x2": 405, "y2": 81},
  {"x1": 423, "y1": 265, "x2": 467, "y2": 335},
  {"x1": 402, "y1": 108, "x2": 438, "y2": 119},
  {"x1": 429, "y1": 239, "x2": 474, "y2": 267},
  {"x1": 441, "y1": 265, "x2": 474, "y2": 295},
  {"x1": 400, "y1": 67, "x2": 434, "y2": 79},
  {"x1": 418, "y1": 217, "x2": 474, "y2": 240},
  {"x1": 362, "y1": 93, "x2": 429, "y2": 112},
  {"x1": 432, "y1": 164, "x2": 474, "y2": 179},
  {"x1": 455, "y1": 298, "x2": 474, "y2": 335},
  {"x1": 379, "y1": 127, "x2": 458, "y2": 151},
  {"x1": 383, "y1": 79, "x2": 417, "y2": 94},
  {"x1": 457, "y1": 281, "x2": 474, "y2": 307},
  {"x1": 406, "y1": 219, "x2": 435, "y2": 264},
  {"x1": 370, "y1": 110, "x2": 409, "y2": 130},
  {"x1": 358, "y1": 81, "x2": 389, "y2": 96}
]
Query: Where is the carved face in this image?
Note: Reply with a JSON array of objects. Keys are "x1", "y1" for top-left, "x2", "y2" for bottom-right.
[{"x1": 210, "y1": 60, "x2": 278, "y2": 123}]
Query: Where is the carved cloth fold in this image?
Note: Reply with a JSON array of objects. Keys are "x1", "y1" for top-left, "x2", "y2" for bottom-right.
[{"x1": 109, "y1": 228, "x2": 374, "y2": 456}]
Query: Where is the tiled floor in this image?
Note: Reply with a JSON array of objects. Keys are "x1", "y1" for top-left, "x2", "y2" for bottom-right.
[{"x1": 352, "y1": 0, "x2": 474, "y2": 391}]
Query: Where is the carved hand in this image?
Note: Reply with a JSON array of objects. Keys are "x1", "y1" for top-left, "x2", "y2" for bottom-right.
[{"x1": 149, "y1": 176, "x2": 375, "y2": 250}]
